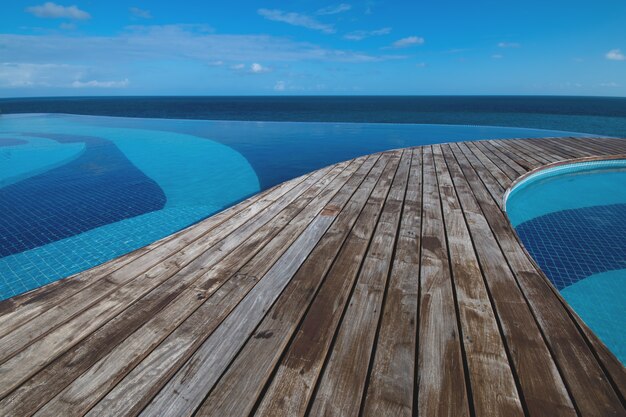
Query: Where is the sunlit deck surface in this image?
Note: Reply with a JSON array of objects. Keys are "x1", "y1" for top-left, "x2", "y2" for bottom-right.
[{"x1": 0, "y1": 137, "x2": 625, "y2": 417}]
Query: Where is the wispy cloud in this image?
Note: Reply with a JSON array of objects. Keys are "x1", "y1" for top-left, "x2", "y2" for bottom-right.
[
  {"x1": 416, "y1": 62, "x2": 427, "y2": 68},
  {"x1": 72, "y1": 78, "x2": 129, "y2": 88},
  {"x1": 0, "y1": 25, "x2": 402, "y2": 90},
  {"x1": 274, "y1": 80, "x2": 286, "y2": 91},
  {"x1": 26, "y1": 2, "x2": 90, "y2": 20},
  {"x1": 316, "y1": 3, "x2": 351, "y2": 15},
  {"x1": 498, "y1": 42, "x2": 520, "y2": 48},
  {"x1": 389, "y1": 36, "x2": 424, "y2": 49},
  {"x1": 344, "y1": 27, "x2": 391, "y2": 41},
  {"x1": 130, "y1": 7, "x2": 152, "y2": 19},
  {"x1": 250, "y1": 63, "x2": 270, "y2": 73},
  {"x1": 492, "y1": 54, "x2": 503, "y2": 59},
  {"x1": 258, "y1": 9, "x2": 335, "y2": 34},
  {"x1": 600, "y1": 82, "x2": 620, "y2": 87},
  {"x1": 606, "y1": 49, "x2": 625, "y2": 61},
  {"x1": 0, "y1": 62, "x2": 78, "y2": 87}
]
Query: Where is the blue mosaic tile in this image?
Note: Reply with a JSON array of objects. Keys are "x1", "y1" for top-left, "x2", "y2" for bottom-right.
[
  {"x1": 516, "y1": 203, "x2": 626, "y2": 290},
  {"x1": 0, "y1": 133, "x2": 166, "y2": 257}
]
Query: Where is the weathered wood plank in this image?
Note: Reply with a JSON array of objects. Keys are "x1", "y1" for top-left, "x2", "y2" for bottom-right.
[
  {"x1": 307, "y1": 150, "x2": 411, "y2": 417},
  {"x1": 1, "y1": 160, "x2": 366, "y2": 417},
  {"x1": 0, "y1": 137, "x2": 623, "y2": 417},
  {"x1": 432, "y1": 145, "x2": 524, "y2": 417},
  {"x1": 454, "y1": 147, "x2": 626, "y2": 416},
  {"x1": 361, "y1": 148, "x2": 422, "y2": 417},
  {"x1": 445, "y1": 143, "x2": 578, "y2": 416},
  {"x1": 136, "y1": 153, "x2": 402, "y2": 417},
  {"x1": 0, "y1": 165, "x2": 335, "y2": 398},
  {"x1": 0, "y1": 175, "x2": 300, "y2": 339},
  {"x1": 193, "y1": 156, "x2": 393, "y2": 417},
  {"x1": 253, "y1": 153, "x2": 402, "y2": 417},
  {"x1": 487, "y1": 140, "x2": 543, "y2": 171},
  {"x1": 415, "y1": 146, "x2": 469, "y2": 417},
  {"x1": 31, "y1": 157, "x2": 369, "y2": 417}
]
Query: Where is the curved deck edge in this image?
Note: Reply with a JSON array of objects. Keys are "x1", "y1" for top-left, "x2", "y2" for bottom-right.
[{"x1": 0, "y1": 137, "x2": 624, "y2": 417}]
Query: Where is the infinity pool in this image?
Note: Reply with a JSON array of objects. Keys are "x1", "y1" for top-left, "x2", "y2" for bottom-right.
[
  {"x1": 506, "y1": 160, "x2": 626, "y2": 364},
  {"x1": 0, "y1": 113, "x2": 593, "y2": 300}
]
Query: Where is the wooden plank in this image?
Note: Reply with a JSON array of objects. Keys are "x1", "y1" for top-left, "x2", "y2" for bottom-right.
[
  {"x1": 452, "y1": 143, "x2": 505, "y2": 208},
  {"x1": 0, "y1": 177, "x2": 297, "y2": 339},
  {"x1": 487, "y1": 140, "x2": 543, "y2": 171},
  {"x1": 0, "y1": 169, "x2": 319, "y2": 360},
  {"x1": 253, "y1": 153, "x2": 402, "y2": 417},
  {"x1": 557, "y1": 137, "x2": 624, "y2": 156},
  {"x1": 306, "y1": 150, "x2": 411, "y2": 417},
  {"x1": 513, "y1": 139, "x2": 566, "y2": 163},
  {"x1": 82, "y1": 153, "x2": 392, "y2": 417},
  {"x1": 136, "y1": 153, "x2": 402, "y2": 417},
  {"x1": 456, "y1": 147, "x2": 626, "y2": 417},
  {"x1": 431, "y1": 145, "x2": 524, "y2": 417},
  {"x1": 196, "y1": 151, "x2": 409, "y2": 417},
  {"x1": 445, "y1": 143, "x2": 578, "y2": 416},
  {"x1": 474, "y1": 140, "x2": 525, "y2": 179},
  {"x1": 21, "y1": 158, "x2": 369, "y2": 417},
  {"x1": 0, "y1": 165, "x2": 335, "y2": 398},
  {"x1": 476, "y1": 140, "x2": 528, "y2": 176},
  {"x1": 360, "y1": 148, "x2": 422, "y2": 417},
  {"x1": 415, "y1": 146, "x2": 469, "y2": 417},
  {"x1": 0, "y1": 136, "x2": 622, "y2": 417},
  {"x1": 0, "y1": 159, "x2": 366, "y2": 416},
  {"x1": 523, "y1": 138, "x2": 586, "y2": 160},
  {"x1": 463, "y1": 142, "x2": 513, "y2": 188},
  {"x1": 497, "y1": 139, "x2": 555, "y2": 166}
]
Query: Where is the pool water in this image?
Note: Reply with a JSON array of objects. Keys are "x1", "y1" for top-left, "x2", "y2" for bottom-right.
[
  {"x1": 506, "y1": 160, "x2": 626, "y2": 364},
  {"x1": 0, "y1": 113, "x2": 594, "y2": 300}
]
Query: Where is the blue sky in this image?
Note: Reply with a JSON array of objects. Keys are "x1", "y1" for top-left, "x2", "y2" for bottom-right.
[{"x1": 0, "y1": 1, "x2": 625, "y2": 97}]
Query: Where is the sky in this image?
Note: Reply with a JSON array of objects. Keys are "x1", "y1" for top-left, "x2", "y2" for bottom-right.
[{"x1": 0, "y1": 1, "x2": 625, "y2": 97}]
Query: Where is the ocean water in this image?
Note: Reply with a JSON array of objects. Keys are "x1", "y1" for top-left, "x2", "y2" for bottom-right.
[
  {"x1": 506, "y1": 160, "x2": 626, "y2": 364},
  {"x1": 1, "y1": 96, "x2": 625, "y2": 137}
]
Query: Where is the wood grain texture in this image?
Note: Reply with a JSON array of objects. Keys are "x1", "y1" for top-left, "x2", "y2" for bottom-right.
[{"x1": 0, "y1": 137, "x2": 623, "y2": 417}]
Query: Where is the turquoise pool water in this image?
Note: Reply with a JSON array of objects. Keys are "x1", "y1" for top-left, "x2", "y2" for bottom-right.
[
  {"x1": 506, "y1": 160, "x2": 626, "y2": 364},
  {"x1": 0, "y1": 113, "x2": 597, "y2": 300}
]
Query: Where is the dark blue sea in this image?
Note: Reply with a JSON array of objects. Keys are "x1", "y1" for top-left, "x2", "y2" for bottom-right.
[{"x1": 1, "y1": 95, "x2": 625, "y2": 137}]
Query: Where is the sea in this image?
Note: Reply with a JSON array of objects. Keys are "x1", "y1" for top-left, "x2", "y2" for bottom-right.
[{"x1": 1, "y1": 95, "x2": 625, "y2": 138}]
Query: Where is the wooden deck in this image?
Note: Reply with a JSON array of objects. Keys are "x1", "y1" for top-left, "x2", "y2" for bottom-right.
[{"x1": 0, "y1": 137, "x2": 625, "y2": 417}]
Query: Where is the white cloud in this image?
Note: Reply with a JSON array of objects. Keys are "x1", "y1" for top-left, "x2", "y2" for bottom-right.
[
  {"x1": 498, "y1": 42, "x2": 520, "y2": 48},
  {"x1": 250, "y1": 63, "x2": 269, "y2": 73},
  {"x1": 0, "y1": 62, "x2": 81, "y2": 87},
  {"x1": 130, "y1": 7, "x2": 152, "y2": 19},
  {"x1": 492, "y1": 54, "x2": 503, "y2": 59},
  {"x1": 258, "y1": 9, "x2": 335, "y2": 34},
  {"x1": 344, "y1": 27, "x2": 391, "y2": 41},
  {"x1": 316, "y1": 4, "x2": 352, "y2": 15},
  {"x1": 416, "y1": 62, "x2": 427, "y2": 68},
  {"x1": 0, "y1": 25, "x2": 402, "y2": 91},
  {"x1": 26, "y1": 2, "x2": 90, "y2": 20},
  {"x1": 390, "y1": 36, "x2": 424, "y2": 48},
  {"x1": 274, "y1": 80, "x2": 286, "y2": 91},
  {"x1": 0, "y1": 26, "x2": 392, "y2": 65},
  {"x1": 72, "y1": 78, "x2": 129, "y2": 88},
  {"x1": 600, "y1": 82, "x2": 620, "y2": 87},
  {"x1": 606, "y1": 49, "x2": 625, "y2": 61}
]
